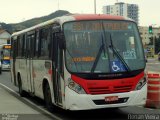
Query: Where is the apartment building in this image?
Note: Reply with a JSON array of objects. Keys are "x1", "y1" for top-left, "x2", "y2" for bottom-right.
[{"x1": 103, "y1": 2, "x2": 139, "y2": 24}]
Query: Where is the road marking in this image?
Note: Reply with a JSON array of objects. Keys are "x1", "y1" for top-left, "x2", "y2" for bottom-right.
[
  {"x1": 145, "y1": 108, "x2": 155, "y2": 111},
  {"x1": 137, "y1": 106, "x2": 143, "y2": 108},
  {"x1": 138, "y1": 106, "x2": 157, "y2": 111},
  {"x1": 139, "y1": 106, "x2": 157, "y2": 111},
  {"x1": 0, "y1": 82, "x2": 18, "y2": 94},
  {"x1": 144, "y1": 107, "x2": 156, "y2": 110},
  {"x1": 0, "y1": 83, "x2": 63, "y2": 120}
]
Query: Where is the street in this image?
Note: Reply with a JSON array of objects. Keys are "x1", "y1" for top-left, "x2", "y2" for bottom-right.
[
  {"x1": 146, "y1": 58, "x2": 160, "y2": 72},
  {"x1": 0, "y1": 58, "x2": 159, "y2": 120}
]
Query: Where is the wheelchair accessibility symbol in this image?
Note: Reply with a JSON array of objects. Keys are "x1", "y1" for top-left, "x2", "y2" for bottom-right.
[
  {"x1": 112, "y1": 62, "x2": 120, "y2": 71},
  {"x1": 111, "y1": 60, "x2": 126, "y2": 72}
]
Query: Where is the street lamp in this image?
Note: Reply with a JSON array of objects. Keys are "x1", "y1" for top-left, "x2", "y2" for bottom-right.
[{"x1": 57, "y1": 0, "x2": 59, "y2": 10}]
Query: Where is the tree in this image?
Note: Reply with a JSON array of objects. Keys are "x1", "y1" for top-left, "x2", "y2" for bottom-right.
[
  {"x1": 147, "y1": 36, "x2": 160, "y2": 54},
  {"x1": 148, "y1": 36, "x2": 153, "y2": 45}
]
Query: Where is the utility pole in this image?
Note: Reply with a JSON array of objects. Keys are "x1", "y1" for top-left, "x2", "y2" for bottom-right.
[
  {"x1": 94, "y1": 0, "x2": 96, "y2": 14},
  {"x1": 149, "y1": 24, "x2": 156, "y2": 57},
  {"x1": 57, "y1": 0, "x2": 60, "y2": 10}
]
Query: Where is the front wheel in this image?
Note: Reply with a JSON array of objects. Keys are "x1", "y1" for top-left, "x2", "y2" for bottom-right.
[
  {"x1": 44, "y1": 83, "x2": 54, "y2": 112},
  {"x1": 18, "y1": 75, "x2": 26, "y2": 97}
]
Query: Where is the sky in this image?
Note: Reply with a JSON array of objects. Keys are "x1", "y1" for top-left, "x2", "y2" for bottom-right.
[{"x1": 0, "y1": 0, "x2": 159, "y2": 27}]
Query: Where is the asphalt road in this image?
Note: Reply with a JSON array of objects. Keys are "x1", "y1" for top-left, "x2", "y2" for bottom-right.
[
  {"x1": 146, "y1": 58, "x2": 160, "y2": 72},
  {"x1": 0, "y1": 62, "x2": 160, "y2": 120}
]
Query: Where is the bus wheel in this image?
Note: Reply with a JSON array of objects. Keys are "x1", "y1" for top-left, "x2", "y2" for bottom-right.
[
  {"x1": 44, "y1": 83, "x2": 53, "y2": 112},
  {"x1": 18, "y1": 75, "x2": 26, "y2": 97},
  {"x1": 0, "y1": 67, "x2": 2, "y2": 74}
]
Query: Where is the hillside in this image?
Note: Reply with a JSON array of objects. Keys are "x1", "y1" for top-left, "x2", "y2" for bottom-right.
[{"x1": 0, "y1": 10, "x2": 70, "y2": 33}]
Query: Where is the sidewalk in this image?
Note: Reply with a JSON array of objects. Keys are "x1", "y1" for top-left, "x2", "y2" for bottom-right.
[
  {"x1": 0, "y1": 85, "x2": 39, "y2": 114},
  {"x1": 0, "y1": 85, "x2": 54, "y2": 120}
]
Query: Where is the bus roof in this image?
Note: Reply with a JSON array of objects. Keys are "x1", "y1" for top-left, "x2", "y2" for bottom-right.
[
  {"x1": 72, "y1": 14, "x2": 129, "y2": 20},
  {"x1": 0, "y1": 44, "x2": 11, "y2": 47},
  {"x1": 11, "y1": 14, "x2": 134, "y2": 37}
]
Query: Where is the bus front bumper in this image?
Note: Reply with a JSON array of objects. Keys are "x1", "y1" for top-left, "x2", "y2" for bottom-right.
[
  {"x1": 2, "y1": 64, "x2": 10, "y2": 70},
  {"x1": 65, "y1": 83, "x2": 147, "y2": 110}
]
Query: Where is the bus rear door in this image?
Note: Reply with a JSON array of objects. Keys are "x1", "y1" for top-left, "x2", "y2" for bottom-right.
[{"x1": 26, "y1": 32, "x2": 35, "y2": 94}]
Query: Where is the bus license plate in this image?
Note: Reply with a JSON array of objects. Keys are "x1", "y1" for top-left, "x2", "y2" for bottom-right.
[{"x1": 105, "y1": 96, "x2": 118, "y2": 102}]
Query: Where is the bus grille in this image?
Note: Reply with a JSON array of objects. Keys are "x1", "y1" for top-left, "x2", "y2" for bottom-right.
[
  {"x1": 88, "y1": 87, "x2": 110, "y2": 94},
  {"x1": 88, "y1": 85, "x2": 133, "y2": 95}
]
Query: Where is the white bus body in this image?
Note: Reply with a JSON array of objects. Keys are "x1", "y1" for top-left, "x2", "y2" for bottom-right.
[{"x1": 11, "y1": 14, "x2": 147, "y2": 111}]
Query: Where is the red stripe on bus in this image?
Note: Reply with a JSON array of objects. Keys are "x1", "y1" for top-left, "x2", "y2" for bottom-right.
[
  {"x1": 71, "y1": 72, "x2": 144, "y2": 94},
  {"x1": 73, "y1": 14, "x2": 125, "y2": 21},
  {"x1": 48, "y1": 69, "x2": 52, "y2": 75}
]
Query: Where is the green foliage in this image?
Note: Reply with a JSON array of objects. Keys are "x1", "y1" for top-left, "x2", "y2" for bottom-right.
[
  {"x1": 148, "y1": 37, "x2": 153, "y2": 45},
  {"x1": 148, "y1": 36, "x2": 160, "y2": 54},
  {"x1": 0, "y1": 22, "x2": 12, "y2": 33},
  {"x1": 155, "y1": 36, "x2": 160, "y2": 54}
]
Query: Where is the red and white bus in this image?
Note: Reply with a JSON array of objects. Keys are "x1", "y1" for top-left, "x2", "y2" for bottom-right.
[{"x1": 11, "y1": 14, "x2": 147, "y2": 111}]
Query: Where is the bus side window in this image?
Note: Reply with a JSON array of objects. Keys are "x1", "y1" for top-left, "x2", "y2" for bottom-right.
[
  {"x1": 27, "y1": 32, "x2": 35, "y2": 58},
  {"x1": 21, "y1": 34, "x2": 25, "y2": 57},
  {"x1": 31, "y1": 33, "x2": 36, "y2": 58},
  {"x1": 17, "y1": 36, "x2": 21, "y2": 58},
  {"x1": 35, "y1": 30, "x2": 40, "y2": 58},
  {"x1": 48, "y1": 27, "x2": 52, "y2": 58},
  {"x1": 11, "y1": 36, "x2": 18, "y2": 59},
  {"x1": 39, "y1": 27, "x2": 50, "y2": 59},
  {"x1": 32, "y1": 31, "x2": 36, "y2": 58}
]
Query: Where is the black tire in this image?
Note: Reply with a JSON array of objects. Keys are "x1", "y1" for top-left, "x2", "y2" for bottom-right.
[
  {"x1": 18, "y1": 75, "x2": 26, "y2": 97},
  {"x1": 44, "y1": 83, "x2": 54, "y2": 112},
  {"x1": 0, "y1": 67, "x2": 2, "y2": 74}
]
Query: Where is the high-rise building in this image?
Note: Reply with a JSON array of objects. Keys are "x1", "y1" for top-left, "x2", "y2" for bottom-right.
[{"x1": 103, "y1": 2, "x2": 139, "y2": 24}]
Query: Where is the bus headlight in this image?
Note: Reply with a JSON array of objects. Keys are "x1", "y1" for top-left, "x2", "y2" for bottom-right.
[
  {"x1": 135, "y1": 77, "x2": 147, "y2": 90},
  {"x1": 68, "y1": 78, "x2": 86, "y2": 94}
]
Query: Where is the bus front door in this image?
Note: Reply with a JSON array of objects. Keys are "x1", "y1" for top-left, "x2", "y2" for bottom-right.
[{"x1": 52, "y1": 31, "x2": 62, "y2": 105}]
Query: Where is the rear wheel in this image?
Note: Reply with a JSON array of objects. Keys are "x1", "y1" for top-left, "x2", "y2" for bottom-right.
[
  {"x1": 18, "y1": 75, "x2": 26, "y2": 97},
  {"x1": 0, "y1": 67, "x2": 2, "y2": 74},
  {"x1": 44, "y1": 83, "x2": 54, "y2": 112}
]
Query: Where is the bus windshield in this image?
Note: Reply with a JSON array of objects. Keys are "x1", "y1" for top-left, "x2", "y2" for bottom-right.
[
  {"x1": 3, "y1": 49, "x2": 10, "y2": 56},
  {"x1": 63, "y1": 20, "x2": 145, "y2": 73},
  {"x1": 2, "y1": 45, "x2": 11, "y2": 57}
]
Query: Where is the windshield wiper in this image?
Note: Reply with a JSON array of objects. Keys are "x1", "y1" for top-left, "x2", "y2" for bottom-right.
[
  {"x1": 109, "y1": 34, "x2": 131, "y2": 72},
  {"x1": 91, "y1": 34, "x2": 107, "y2": 73}
]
